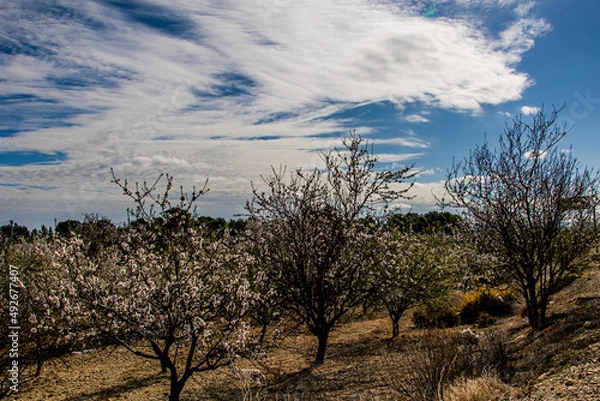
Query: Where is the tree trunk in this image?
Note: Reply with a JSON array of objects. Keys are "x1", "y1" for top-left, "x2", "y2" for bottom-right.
[
  {"x1": 259, "y1": 323, "x2": 268, "y2": 343},
  {"x1": 527, "y1": 306, "x2": 540, "y2": 331},
  {"x1": 34, "y1": 341, "x2": 44, "y2": 377},
  {"x1": 168, "y1": 371, "x2": 185, "y2": 401},
  {"x1": 523, "y1": 279, "x2": 543, "y2": 331},
  {"x1": 386, "y1": 303, "x2": 406, "y2": 338},
  {"x1": 526, "y1": 293, "x2": 542, "y2": 331},
  {"x1": 315, "y1": 331, "x2": 329, "y2": 363},
  {"x1": 539, "y1": 298, "x2": 548, "y2": 329},
  {"x1": 168, "y1": 384, "x2": 182, "y2": 401},
  {"x1": 391, "y1": 319, "x2": 400, "y2": 338}
]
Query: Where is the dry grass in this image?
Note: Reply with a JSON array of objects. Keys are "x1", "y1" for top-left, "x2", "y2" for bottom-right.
[
  {"x1": 385, "y1": 328, "x2": 510, "y2": 401},
  {"x1": 13, "y1": 269, "x2": 600, "y2": 401},
  {"x1": 444, "y1": 376, "x2": 523, "y2": 401},
  {"x1": 15, "y1": 314, "x2": 402, "y2": 400}
]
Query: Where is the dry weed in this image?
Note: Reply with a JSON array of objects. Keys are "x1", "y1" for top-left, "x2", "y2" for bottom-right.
[
  {"x1": 386, "y1": 328, "x2": 510, "y2": 401},
  {"x1": 444, "y1": 375, "x2": 523, "y2": 401}
]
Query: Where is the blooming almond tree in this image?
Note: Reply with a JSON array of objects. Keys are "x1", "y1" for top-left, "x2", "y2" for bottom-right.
[
  {"x1": 0, "y1": 236, "x2": 96, "y2": 398},
  {"x1": 55, "y1": 172, "x2": 258, "y2": 401},
  {"x1": 246, "y1": 133, "x2": 415, "y2": 362},
  {"x1": 378, "y1": 231, "x2": 461, "y2": 338}
]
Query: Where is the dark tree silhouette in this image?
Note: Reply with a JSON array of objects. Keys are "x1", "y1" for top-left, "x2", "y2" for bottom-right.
[{"x1": 387, "y1": 211, "x2": 462, "y2": 234}]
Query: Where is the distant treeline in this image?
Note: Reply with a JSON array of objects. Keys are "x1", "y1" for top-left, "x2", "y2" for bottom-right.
[
  {"x1": 1, "y1": 211, "x2": 462, "y2": 242},
  {"x1": 387, "y1": 211, "x2": 462, "y2": 234}
]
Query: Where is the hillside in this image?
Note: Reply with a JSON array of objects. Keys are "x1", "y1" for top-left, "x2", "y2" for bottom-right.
[{"x1": 14, "y1": 269, "x2": 600, "y2": 401}]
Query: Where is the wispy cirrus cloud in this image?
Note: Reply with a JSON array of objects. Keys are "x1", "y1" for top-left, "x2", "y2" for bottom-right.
[
  {"x1": 0, "y1": 0, "x2": 549, "y2": 226},
  {"x1": 404, "y1": 115, "x2": 431, "y2": 123}
]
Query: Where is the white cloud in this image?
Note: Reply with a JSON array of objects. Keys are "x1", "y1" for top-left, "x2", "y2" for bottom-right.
[
  {"x1": 521, "y1": 105, "x2": 541, "y2": 115},
  {"x1": 377, "y1": 153, "x2": 424, "y2": 163},
  {"x1": 410, "y1": 181, "x2": 447, "y2": 204},
  {"x1": 388, "y1": 180, "x2": 448, "y2": 213},
  {"x1": 515, "y1": 1, "x2": 536, "y2": 17},
  {"x1": 404, "y1": 114, "x2": 431, "y2": 123},
  {"x1": 498, "y1": 17, "x2": 551, "y2": 63},
  {"x1": 0, "y1": 0, "x2": 550, "y2": 226},
  {"x1": 524, "y1": 149, "x2": 547, "y2": 159},
  {"x1": 416, "y1": 169, "x2": 436, "y2": 176},
  {"x1": 373, "y1": 137, "x2": 431, "y2": 149}
]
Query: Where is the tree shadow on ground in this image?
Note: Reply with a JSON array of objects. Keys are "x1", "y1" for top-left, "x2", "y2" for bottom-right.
[
  {"x1": 195, "y1": 364, "x2": 322, "y2": 401},
  {"x1": 61, "y1": 372, "x2": 165, "y2": 401}
]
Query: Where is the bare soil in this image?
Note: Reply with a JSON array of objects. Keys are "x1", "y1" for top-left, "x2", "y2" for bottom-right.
[
  {"x1": 13, "y1": 269, "x2": 600, "y2": 401},
  {"x1": 509, "y1": 268, "x2": 600, "y2": 400}
]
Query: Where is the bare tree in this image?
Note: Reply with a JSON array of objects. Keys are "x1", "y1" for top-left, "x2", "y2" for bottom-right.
[
  {"x1": 246, "y1": 132, "x2": 415, "y2": 362},
  {"x1": 444, "y1": 106, "x2": 600, "y2": 330}
]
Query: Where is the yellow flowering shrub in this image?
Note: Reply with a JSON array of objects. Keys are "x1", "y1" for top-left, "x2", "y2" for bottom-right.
[{"x1": 458, "y1": 286, "x2": 517, "y2": 325}]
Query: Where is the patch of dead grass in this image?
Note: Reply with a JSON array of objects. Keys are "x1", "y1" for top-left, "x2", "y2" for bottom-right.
[
  {"x1": 14, "y1": 270, "x2": 600, "y2": 401},
  {"x1": 444, "y1": 375, "x2": 523, "y2": 401}
]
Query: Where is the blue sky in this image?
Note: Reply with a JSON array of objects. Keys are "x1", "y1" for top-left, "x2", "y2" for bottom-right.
[{"x1": 1, "y1": 0, "x2": 599, "y2": 228}]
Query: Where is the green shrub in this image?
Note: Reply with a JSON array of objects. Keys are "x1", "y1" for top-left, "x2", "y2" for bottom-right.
[
  {"x1": 413, "y1": 304, "x2": 460, "y2": 329},
  {"x1": 477, "y1": 312, "x2": 496, "y2": 328}
]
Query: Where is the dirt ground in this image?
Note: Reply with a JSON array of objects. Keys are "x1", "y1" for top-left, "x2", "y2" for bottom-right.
[
  {"x1": 512, "y1": 269, "x2": 600, "y2": 400},
  {"x1": 12, "y1": 269, "x2": 600, "y2": 401}
]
